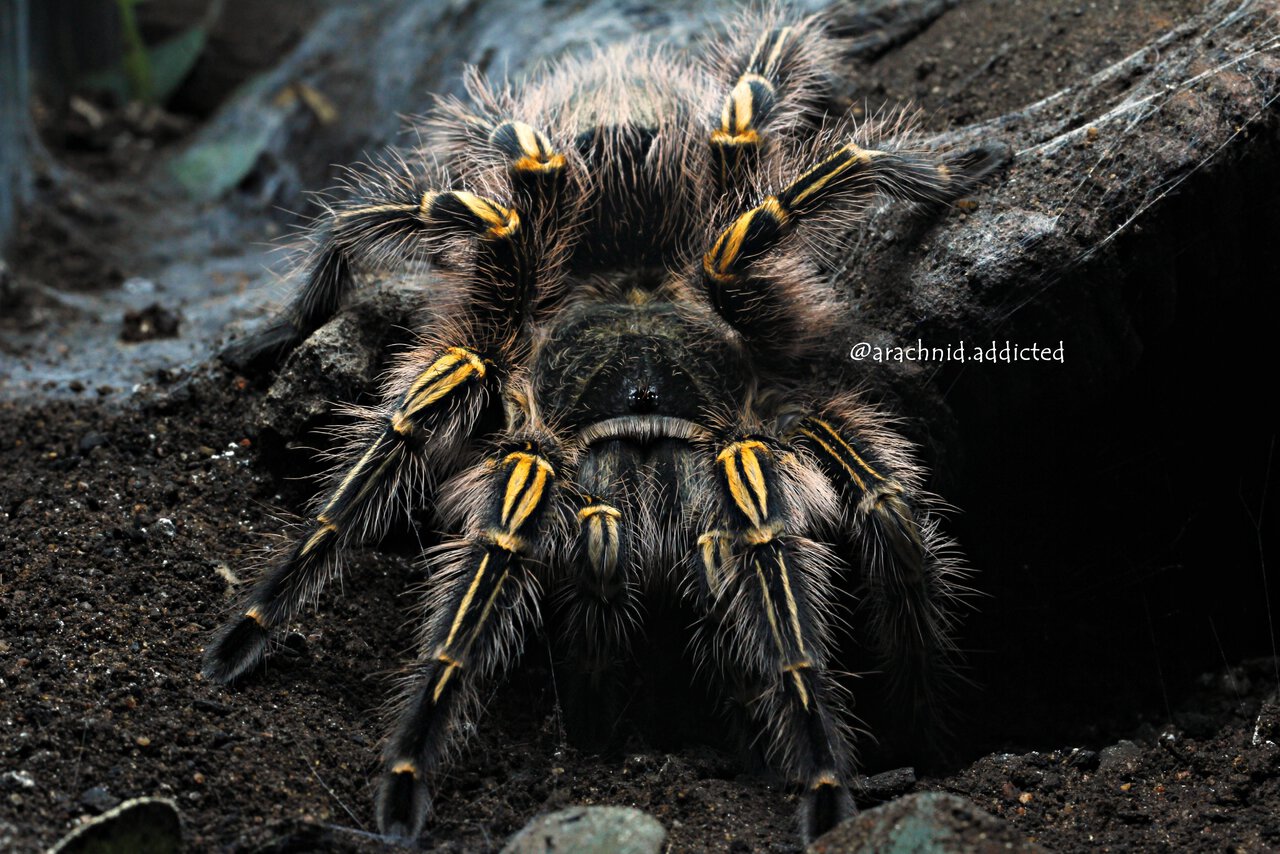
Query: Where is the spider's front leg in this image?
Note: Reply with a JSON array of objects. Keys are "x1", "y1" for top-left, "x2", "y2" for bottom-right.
[
  {"x1": 696, "y1": 434, "x2": 855, "y2": 841},
  {"x1": 702, "y1": 128, "x2": 1006, "y2": 355},
  {"x1": 205, "y1": 125, "x2": 568, "y2": 680},
  {"x1": 378, "y1": 433, "x2": 569, "y2": 838},
  {"x1": 202, "y1": 341, "x2": 500, "y2": 683}
]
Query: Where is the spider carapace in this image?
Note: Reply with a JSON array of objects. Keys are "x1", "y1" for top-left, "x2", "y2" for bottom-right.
[{"x1": 205, "y1": 9, "x2": 1003, "y2": 842}]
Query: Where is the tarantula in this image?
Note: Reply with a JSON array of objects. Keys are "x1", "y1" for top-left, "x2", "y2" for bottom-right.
[{"x1": 204, "y1": 8, "x2": 1003, "y2": 842}]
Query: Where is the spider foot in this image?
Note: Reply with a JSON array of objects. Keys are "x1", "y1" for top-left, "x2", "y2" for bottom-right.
[{"x1": 801, "y1": 777, "x2": 856, "y2": 843}]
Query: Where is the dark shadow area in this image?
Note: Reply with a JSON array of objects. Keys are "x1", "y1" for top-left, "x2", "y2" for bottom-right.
[{"x1": 943, "y1": 131, "x2": 1280, "y2": 756}]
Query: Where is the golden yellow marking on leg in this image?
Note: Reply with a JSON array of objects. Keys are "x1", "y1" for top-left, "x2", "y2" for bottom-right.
[
  {"x1": 453, "y1": 569, "x2": 511, "y2": 663},
  {"x1": 729, "y1": 78, "x2": 755, "y2": 133},
  {"x1": 487, "y1": 531, "x2": 526, "y2": 554},
  {"x1": 391, "y1": 412, "x2": 413, "y2": 435},
  {"x1": 698, "y1": 531, "x2": 732, "y2": 597},
  {"x1": 711, "y1": 128, "x2": 761, "y2": 146},
  {"x1": 702, "y1": 258, "x2": 740, "y2": 285},
  {"x1": 717, "y1": 440, "x2": 771, "y2": 527},
  {"x1": 743, "y1": 524, "x2": 780, "y2": 545},
  {"x1": 811, "y1": 773, "x2": 840, "y2": 789},
  {"x1": 796, "y1": 426, "x2": 867, "y2": 492},
  {"x1": 721, "y1": 458, "x2": 760, "y2": 528},
  {"x1": 244, "y1": 606, "x2": 264, "y2": 625},
  {"x1": 333, "y1": 203, "x2": 419, "y2": 222},
  {"x1": 577, "y1": 504, "x2": 621, "y2": 522},
  {"x1": 431, "y1": 662, "x2": 457, "y2": 703},
  {"x1": 320, "y1": 440, "x2": 384, "y2": 516},
  {"x1": 788, "y1": 161, "x2": 847, "y2": 208},
  {"x1": 507, "y1": 464, "x2": 550, "y2": 532},
  {"x1": 754, "y1": 559, "x2": 789, "y2": 660},
  {"x1": 718, "y1": 214, "x2": 754, "y2": 272},
  {"x1": 391, "y1": 760, "x2": 418, "y2": 777},
  {"x1": 748, "y1": 31, "x2": 769, "y2": 69},
  {"x1": 737, "y1": 443, "x2": 770, "y2": 517},
  {"x1": 436, "y1": 652, "x2": 460, "y2": 667},
  {"x1": 441, "y1": 552, "x2": 489, "y2": 651},
  {"x1": 790, "y1": 670, "x2": 811, "y2": 711},
  {"x1": 764, "y1": 26, "x2": 792, "y2": 73},
  {"x1": 456, "y1": 192, "x2": 507, "y2": 228},
  {"x1": 501, "y1": 457, "x2": 533, "y2": 525},
  {"x1": 401, "y1": 348, "x2": 486, "y2": 417},
  {"x1": 813, "y1": 419, "x2": 885, "y2": 482},
  {"x1": 347, "y1": 452, "x2": 400, "y2": 510},
  {"x1": 513, "y1": 122, "x2": 541, "y2": 158},
  {"x1": 776, "y1": 552, "x2": 807, "y2": 657},
  {"x1": 437, "y1": 571, "x2": 512, "y2": 706},
  {"x1": 580, "y1": 504, "x2": 621, "y2": 573},
  {"x1": 514, "y1": 153, "x2": 566, "y2": 173},
  {"x1": 500, "y1": 452, "x2": 555, "y2": 531},
  {"x1": 299, "y1": 520, "x2": 340, "y2": 557},
  {"x1": 759, "y1": 195, "x2": 790, "y2": 225}
]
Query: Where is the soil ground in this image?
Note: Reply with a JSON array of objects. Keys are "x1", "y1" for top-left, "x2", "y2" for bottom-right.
[{"x1": 3, "y1": 1, "x2": 1278, "y2": 852}]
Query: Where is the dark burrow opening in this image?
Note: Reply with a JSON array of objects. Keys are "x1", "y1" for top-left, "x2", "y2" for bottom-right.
[{"x1": 939, "y1": 123, "x2": 1280, "y2": 762}]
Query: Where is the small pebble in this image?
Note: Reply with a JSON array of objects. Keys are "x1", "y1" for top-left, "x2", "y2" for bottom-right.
[{"x1": 79, "y1": 786, "x2": 121, "y2": 814}]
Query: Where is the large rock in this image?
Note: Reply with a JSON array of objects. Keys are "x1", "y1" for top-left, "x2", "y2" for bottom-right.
[
  {"x1": 502, "y1": 805, "x2": 667, "y2": 854},
  {"x1": 808, "y1": 792, "x2": 1046, "y2": 854}
]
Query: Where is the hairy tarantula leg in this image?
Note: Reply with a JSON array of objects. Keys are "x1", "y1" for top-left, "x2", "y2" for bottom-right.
[
  {"x1": 709, "y1": 438, "x2": 855, "y2": 841},
  {"x1": 488, "y1": 120, "x2": 568, "y2": 205},
  {"x1": 555, "y1": 492, "x2": 634, "y2": 748},
  {"x1": 378, "y1": 438, "x2": 561, "y2": 838},
  {"x1": 711, "y1": 23, "x2": 805, "y2": 188},
  {"x1": 791, "y1": 412, "x2": 965, "y2": 730},
  {"x1": 202, "y1": 345, "x2": 496, "y2": 683},
  {"x1": 224, "y1": 119, "x2": 565, "y2": 371},
  {"x1": 701, "y1": 139, "x2": 1006, "y2": 343}
]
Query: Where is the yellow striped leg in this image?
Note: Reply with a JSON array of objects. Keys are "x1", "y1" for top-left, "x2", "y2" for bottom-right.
[
  {"x1": 710, "y1": 22, "x2": 824, "y2": 190},
  {"x1": 791, "y1": 415, "x2": 964, "y2": 723},
  {"x1": 701, "y1": 139, "x2": 1005, "y2": 344},
  {"x1": 229, "y1": 117, "x2": 568, "y2": 370},
  {"x1": 202, "y1": 346, "x2": 495, "y2": 684},
  {"x1": 377, "y1": 440, "x2": 560, "y2": 839},
  {"x1": 706, "y1": 437, "x2": 854, "y2": 840}
]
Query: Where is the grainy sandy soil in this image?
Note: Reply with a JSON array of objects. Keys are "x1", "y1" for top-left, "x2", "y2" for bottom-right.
[{"x1": 3, "y1": 1, "x2": 1279, "y2": 851}]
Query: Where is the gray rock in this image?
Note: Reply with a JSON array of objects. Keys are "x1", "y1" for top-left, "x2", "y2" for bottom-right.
[
  {"x1": 502, "y1": 806, "x2": 666, "y2": 854},
  {"x1": 1098, "y1": 739, "x2": 1144, "y2": 772},
  {"x1": 861, "y1": 766, "x2": 918, "y2": 800},
  {"x1": 50, "y1": 797, "x2": 181, "y2": 854},
  {"x1": 808, "y1": 792, "x2": 1046, "y2": 854},
  {"x1": 256, "y1": 276, "x2": 424, "y2": 441},
  {"x1": 78, "y1": 785, "x2": 121, "y2": 814}
]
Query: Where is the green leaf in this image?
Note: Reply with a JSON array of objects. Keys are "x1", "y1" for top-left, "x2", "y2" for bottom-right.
[
  {"x1": 168, "y1": 121, "x2": 275, "y2": 201},
  {"x1": 80, "y1": 25, "x2": 206, "y2": 106},
  {"x1": 148, "y1": 25, "x2": 207, "y2": 104}
]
